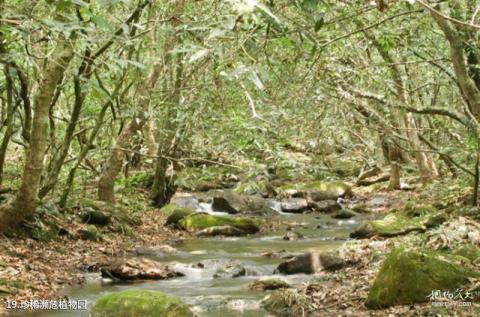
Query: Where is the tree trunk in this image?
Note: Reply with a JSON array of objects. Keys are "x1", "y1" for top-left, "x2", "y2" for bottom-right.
[
  {"x1": 97, "y1": 1, "x2": 185, "y2": 203},
  {"x1": 430, "y1": 7, "x2": 480, "y2": 119},
  {"x1": 0, "y1": 39, "x2": 74, "y2": 231},
  {"x1": 0, "y1": 64, "x2": 14, "y2": 186}
]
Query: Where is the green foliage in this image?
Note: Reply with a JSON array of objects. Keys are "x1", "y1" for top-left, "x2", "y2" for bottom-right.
[
  {"x1": 117, "y1": 171, "x2": 153, "y2": 190},
  {"x1": 175, "y1": 166, "x2": 237, "y2": 191}
]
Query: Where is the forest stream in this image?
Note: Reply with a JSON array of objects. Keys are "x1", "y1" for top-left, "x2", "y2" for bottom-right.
[{"x1": 20, "y1": 192, "x2": 370, "y2": 317}]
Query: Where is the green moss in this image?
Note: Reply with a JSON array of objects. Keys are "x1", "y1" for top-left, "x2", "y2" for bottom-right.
[
  {"x1": 403, "y1": 204, "x2": 437, "y2": 218},
  {"x1": 278, "y1": 181, "x2": 352, "y2": 198},
  {"x1": 79, "y1": 225, "x2": 101, "y2": 241},
  {"x1": 326, "y1": 159, "x2": 360, "y2": 177},
  {"x1": 0, "y1": 278, "x2": 26, "y2": 295},
  {"x1": 179, "y1": 214, "x2": 260, "y2": 234},
  {"x1": 351, "y1": 212, "x2": 446, "y2": 238},
  {"x1": 452, "y1": 245, "x2": 480, "y2": 264},
  {"x1": 366, "y1": 248, "x2": 478, "y2": 309},
  {"x1": 161, "y1": 204, "x2": 195, "y2": 225},
  {"x1": 90, "y1": 289, "x2": 193, "y2": 317}
]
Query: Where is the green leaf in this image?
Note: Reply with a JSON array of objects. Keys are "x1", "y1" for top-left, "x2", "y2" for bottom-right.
[
  {"x1": 314, "y1": 13, "x2": 324, "y2": 32},
  {"x1": 301, "y1": 0, "x2": 318, "y2": 13},
  {"x1": 91, "y1": 15, "x2": 111, "y2": 30}
]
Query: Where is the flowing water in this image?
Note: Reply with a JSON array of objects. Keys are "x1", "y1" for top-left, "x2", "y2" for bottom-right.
[{"x1": 15, "y1": 196, "x2": 367, "y2": 317}]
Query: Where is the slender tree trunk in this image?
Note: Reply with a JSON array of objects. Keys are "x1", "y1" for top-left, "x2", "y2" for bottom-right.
[
  {"x1": 98, "y1": 112, "x2": 148, "y2": 203},
  {"x1": 430, "y1": 7, "x2": 480, "y2": 119},
  {"x1": 0, "y1": 64, "x2": 14, "y2": 186},
  {"x1": 59, "y1": 101, "x2": 110, "y2": 207},
  {"x1": 473, "y1": 152, "x2": 479, "y2": 206},
  {"x1": 0, "y1": 39, "x2": 74, "y2": 231},
  {"x1": 39, "y1": 74, "x2": 88, "y2": 198},
  {"x1": 97, "y1": 61, "x2": 164, "y2": 203},
  {"x1": 38, "y1": 2, "x2": 148, "y2": 199}
]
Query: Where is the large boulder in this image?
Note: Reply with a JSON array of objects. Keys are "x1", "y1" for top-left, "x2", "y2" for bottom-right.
[
  {"x1": 80, "y1": 208, "x2": 111, "y2": 226},
  {"x1": 179, "y1": 214, "x2": 260, "y2": 234},
  {"x1": 350, "y1": 212, "x2": 446, "y2": 239},
  {"x1": 162, "y1": 204, "x2": 195, "y2": 226},
  {"x1": 275, "y1": 252, "x2": 346, "y2": 274},
  {"x1": 195, "y1": 225, "x2": 246, "y2": 237},
  {"x1": 101, "y1": 258, "x2": 183, "y2": 281},
  {"x1": 365, "y1": 248, "x2": 478, "y2": 308},
  {"x1": 90, "y1": 289, "x2": 193, "y2": 317},
  {"x1": 211, "y1": 191, "x2": 273, "y2": 216},
  {"x1": 170, "y1": 196, "x2": 201, "y2": 210}
]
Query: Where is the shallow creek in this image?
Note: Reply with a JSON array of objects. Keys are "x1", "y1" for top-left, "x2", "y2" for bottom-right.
[{"x1": 21, "y1": 196, "x2": 368, "y2": 317}]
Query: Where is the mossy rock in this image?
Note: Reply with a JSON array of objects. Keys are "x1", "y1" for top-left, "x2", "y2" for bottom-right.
[
  {"x1": 278, "y1": 181, "x2": 352, "y2": 199},
  {"x1": 366, "y1": 248, "x2": 478, "y2": 309},
  {"x1": 90, "y1": 289, "x2": 193, "y2": 317},
  {"x1": 262, "y1": 289, "x2": 314, "y2": 316},
  {"x1": 195, "y1": 225, "x2": 246, "y2": 237},
  {"x1": 77, "y1": 198, "x2": 142, "y2": 226},
  {"x1": 350, "y1": 212, "x2": 446, "y2": 239},
  {"x1": 79, "y1": 225, "x2": 101, "y2": 241},
  {"x1": 162, "y1": 204, "x2": 195, "y2": 226},
  {"x1": 179, "y1": 214, "x2": 260, "y2": 234}
]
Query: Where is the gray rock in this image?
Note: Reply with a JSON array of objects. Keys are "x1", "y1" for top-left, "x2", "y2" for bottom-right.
[
  {"x1": 309, "y1": 200, "x2": 341, "y2": 213},
  {"x1": 213, "y1": 263, "x2": 246, "y2": 279},
  {"x1": 101, "y1": 258, "x2": 183, "y2": 281},
  {"x1": 280, "y1": 198, "x2": 309, "y2": 213},
  {"x1": 275, "y1": 252, "x2": 346, "y2": 274},
  {"x1": 212, "y1": 191, "x2": 273, "y2": 215},
  {"x1": 283, "y1": 231, "x2": 304, "y2": 241},
  {"x1": 80, "y1": 209, "x2": 111, "y2": 226}
]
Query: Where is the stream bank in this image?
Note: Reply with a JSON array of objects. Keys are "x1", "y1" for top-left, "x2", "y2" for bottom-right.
[{"x1": 2, "y1": 180, "x2": 480, "y2": 317}]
